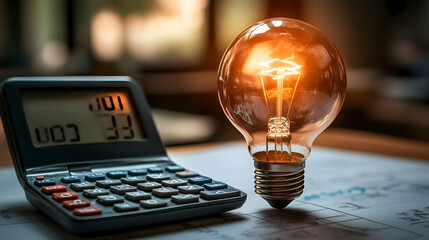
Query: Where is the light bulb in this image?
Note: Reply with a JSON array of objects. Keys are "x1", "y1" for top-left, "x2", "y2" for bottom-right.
[{"x1": 218, "y1": 18, "x2": 346, "y2": 208}]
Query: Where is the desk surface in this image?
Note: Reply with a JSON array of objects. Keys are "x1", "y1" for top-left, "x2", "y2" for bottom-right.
[{"x1": 0, "y1": 141, "x2": 429, "y2": 239}]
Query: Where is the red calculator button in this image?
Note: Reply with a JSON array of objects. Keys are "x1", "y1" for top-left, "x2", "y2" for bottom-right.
[
  {"x1": 52, "y1": 191, "x2": 78, "y2": 202},
  {"x1": 41, "y1": 184, "x2": 67, "y2": 194},
  {"x1": 74, "y1": 206, "x2": 102, "y2": 216},
  {"x1": 63, "y1": 199, "x2": 91, "y2": 209},
  {"x1": 35, "y1": 176, "x2": 44, "y2": 180}
]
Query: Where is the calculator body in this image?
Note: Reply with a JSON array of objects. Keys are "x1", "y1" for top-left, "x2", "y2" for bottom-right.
[{"x1": 0, "y1": 76, "x2": 246, "y2": 233}]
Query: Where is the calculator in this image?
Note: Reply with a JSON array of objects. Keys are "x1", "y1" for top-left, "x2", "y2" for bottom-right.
[{"x1": 0, "y1": 76, "x2": 246, "y2": 234}]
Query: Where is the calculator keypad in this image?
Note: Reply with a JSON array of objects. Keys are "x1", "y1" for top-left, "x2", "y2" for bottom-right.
[{"x1": 29, "y1": 165, "x2": 243, "y2": 218}]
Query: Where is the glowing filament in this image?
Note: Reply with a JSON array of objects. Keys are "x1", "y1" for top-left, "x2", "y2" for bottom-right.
[
  {"x1": 259, "y1": 58, "x2": 302, "y2": 80},
  {"x1": 258, "y1": 57, "x2": 302, "y2": 118}
]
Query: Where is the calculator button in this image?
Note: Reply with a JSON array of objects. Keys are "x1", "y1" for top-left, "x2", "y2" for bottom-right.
[
  {"x1": 60, "y1": 176, "x2": 81, "y2": 183},
  {"x1": 96, "y1": 179, "x2": 121, "y2": 188},
  {"x1": 41, "y1": 184, "x2": 67, "y2": 194},
  {"x1": 147, "y1": 174, "x2": 170, "y2": 182},
  {"x1": 200, "y1": 188, "x2": 241, "y2": 200},
  {"x1": 188, "y1": 176, "x2": 212, "y2": 185},
  {"x1": 85, "y1": 174, "x2": 105, "y2": 182},
  {"x1": 177, "y1": 185, "x2": 204, "y2": 194},
  {"x1": 140, "y1": 199, "x2": 167, "y2": 209},
  {"x1": 34, "y1": 179, "x2": 55, "y2": 187},
  {"x1": 152, "y1": 187, "x2": 179, "y2": 197},
  {"x1": 161, "y1": 179, "x2": 187, "y2": 188},
  {"x1": 83, "y1": 188, "x2": 110, "y2": 198},
  {"x1": 121, "y1": 176, "x2": 147, "y2": 185},
  {"x1": 35, "y1": 176, "x2": 44, "y2": 180},
  {"x1": 74, "y1": 206, "x2": 102, "y2": 216},
  {"x1": 110, "y1": 184, "x2": 137, "y2": 194},
  {"x1": 52, "y1": 191, "x2": 78, "y2": 202},
  {"x1": 106, "y1": 171, "x2": 127, "y2": 179},
  {"x1": 70, "y1": 182, "x2": 95, "y2": 191},
  {"x1": 137, "y1": 182, "x2": 162, "y2": 191},
  {"x1": 128, "y1": 169, "x2": 147, "y2": 176},
  {"x1": 63, "y1": 198, "x2": 90, "y2": 209},
  {"x1": 147, "y1": 167, "x2": 163, "y2": 173},
  {"x1": 165, "y1": 166, "x2": 185, "y2": 173},
  {"x1": 125, "y1": 191, "x2": 151, "y2": 201},
  {"x1": 97, "y1": 195, "x2": 124, "y2": 205},
  {"x1": 203, "y1": 182, "x2": 228, "y2": 190},
  {"x1": 171, "y1": 194, "x2": 199, "y2": 204},
  {"x1": 114, "y1": 202, "x2": 139, "y2": 212},
  {"x1": 175, "y1": 170, "x2": 199, "y2": 178}
]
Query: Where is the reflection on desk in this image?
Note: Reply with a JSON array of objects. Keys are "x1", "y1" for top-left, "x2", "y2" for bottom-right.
[{"x1": 0, "y1": 142, "x2": 428, "y2": 239}]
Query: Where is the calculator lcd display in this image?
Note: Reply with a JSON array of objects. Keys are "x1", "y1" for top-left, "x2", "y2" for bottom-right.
[{"x1": 21, "y1": 90, "x2": 145, "y2": 147}]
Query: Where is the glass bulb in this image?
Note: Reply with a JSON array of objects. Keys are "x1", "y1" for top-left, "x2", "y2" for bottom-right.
[{"x1": 218, "y1": 18, "x2": 346, "y2": 208}]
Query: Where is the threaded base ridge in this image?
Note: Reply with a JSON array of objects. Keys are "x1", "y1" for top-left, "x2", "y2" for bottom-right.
[{"x1": 254, "y1": 168, "x2": 304, "y2": 199}]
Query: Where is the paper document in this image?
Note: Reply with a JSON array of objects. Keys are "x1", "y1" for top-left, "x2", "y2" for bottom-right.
[{"x1": 0, "y1": 142, "x2": 428, "y2": 239}]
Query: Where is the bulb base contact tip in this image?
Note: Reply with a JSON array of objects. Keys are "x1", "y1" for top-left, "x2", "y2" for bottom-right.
[
  {"x1": 266, "y1": 199, "x2": 294, "y2": 209},
  {"x1": 254, "y1": 159, "x2": 305, "y2": 209}
]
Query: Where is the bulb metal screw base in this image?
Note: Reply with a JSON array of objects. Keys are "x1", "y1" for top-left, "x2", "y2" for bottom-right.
[{"x1": 254, "y1": 159, "x2": 305, "y2": 209}]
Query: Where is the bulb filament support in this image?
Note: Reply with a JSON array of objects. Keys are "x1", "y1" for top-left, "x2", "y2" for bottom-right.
[{"x1": 266, "y1": 117, "x2": 291, "y2": 157}]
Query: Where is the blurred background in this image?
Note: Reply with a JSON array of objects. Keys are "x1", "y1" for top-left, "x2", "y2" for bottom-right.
[{"x1": 0, "y1": 0, "x2": 428, "y2": 148}]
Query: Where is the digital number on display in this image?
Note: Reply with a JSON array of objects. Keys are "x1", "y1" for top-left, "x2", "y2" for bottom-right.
[{"x1": 30, "y1": 94, "x2": 138, "y2": 146}]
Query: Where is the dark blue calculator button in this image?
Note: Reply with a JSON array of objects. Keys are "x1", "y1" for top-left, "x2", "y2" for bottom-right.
[
  {"x1": 85, "y1": 174, "x2": 105, "y2": 182},
  {"x1": 128, "y1": 169, "x2": 147, "y2": 176},
  {"x1": 61, "y1": 176, "x2": 81, "y2": 183},
  {"x1": 106, "y1": 171, "x2": 127, "y2": 179},
  {"x1": 148, "y1": 167, "x2": 163, "y2": 173},
  {"x1": 165, "y1": 166, "x2": 185, "y2": 173},
  {"x1": 188, "y1": 176, "x2": 212, "y2": 185},
  {"x1": 34, "y1": 179, "x2": 56, "y2": 187},
  {"x1": 203, "y1": 182, "x2": 227, "y2": 190}
]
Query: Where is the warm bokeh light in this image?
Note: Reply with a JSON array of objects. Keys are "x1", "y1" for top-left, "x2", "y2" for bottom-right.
[
  {"x1": 125, "y1": 0, "x2": 208, "y2": 62},
  {"x1": 90, "y1": 10, "x2": 124, "y2": 61}
]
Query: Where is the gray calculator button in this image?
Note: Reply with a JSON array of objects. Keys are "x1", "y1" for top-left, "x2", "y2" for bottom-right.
[
  {"x1": 175, "y1": 170, "x2": 199, "y2": 178},
  {"x1": 152, "y1": 187, "x2": 179, "y2": 197},
  {"x1": 83, "y1": 188, "x2": 110, "y2": 198},
  {"x1": 125, "y1": 191, "x2": 151, "y2": 201},
  {"x1": 110, "y1": 184, "x2": 137, "y2": 194},
  {"x1": 200, "y1": 188, "x2": 241, "y2": 200},
  {"x1": 97, "y1": 195, "x2": 124, "y2": 205},
  {"x1": 140, "y1": 199, "x2": 167, "y2": 209},
  {"x1": 114, "y1": 203, "x2": 139, "y2": 212},
  {"x1": 147, "y1": 174, "x2": 170, "y2": 182},
  {"x1": 96, "y1": 179, "x2": 121, "y2": 188},
  {"x1": 121, "y1": 176, "x2": 147, "y2": 185},
  {"x1": 70, "y1": 182, "x2": 95, "y2": 191},
  {"x1": 137, "y1": 182, "x2": 162, "y2": 191},
  {"x1": 161, "y1": 179, "x2": 187, "y2": 188},
  {"x1": 177, "y1": 185, "x2": 204, "y2": 194},
  {"x1": 171, "y1": 194, "x2": 199, "y2": 204}
]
